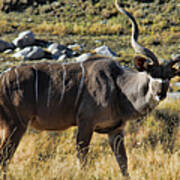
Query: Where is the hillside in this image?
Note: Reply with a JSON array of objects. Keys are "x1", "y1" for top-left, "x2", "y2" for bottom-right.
[{"x1": 0, "y1": 0, "x2": 179, "y2": 65}]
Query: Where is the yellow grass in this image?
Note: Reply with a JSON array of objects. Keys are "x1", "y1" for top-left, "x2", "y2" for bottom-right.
[{"x1": 0, "y1": 99, "x2": 180, "y2": 180}]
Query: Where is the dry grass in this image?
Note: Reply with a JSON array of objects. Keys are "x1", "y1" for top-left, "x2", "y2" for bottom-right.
[
  {"x1": 0, "y1": 99, "x2": 179, "y2": 180},
  {"x1": 0, "y1": 0, "x2": 179, "y2": 38},
  {"x1": 32, "y1": 22, "x2": 124, "y2": 36}
]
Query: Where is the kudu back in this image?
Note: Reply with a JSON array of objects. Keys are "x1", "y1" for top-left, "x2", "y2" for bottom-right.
[{"x1": 0, "y1": 0, "x2": 180, "y2": 178}]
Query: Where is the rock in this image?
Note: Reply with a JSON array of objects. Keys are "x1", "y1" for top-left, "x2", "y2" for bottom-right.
[
  {"x1": 13, "y1": 30, "x2": 36, "y2": 48},
  {"x1": 68, "y1": 43, "x2": 83, "y2": 51},
  {"x1": 51, "y1": 49, "x2": 62, "y2": 59},
  {"x1": 4, "y1": 49, "x2": 13, "y2": 54},
  {"x1": 0, "y1": 40, "x2": 14, "y2": 52},
  {"x1": 35, "y1": 39, "x2": 50, "y2": 47},
  {"x1": 47, "y1": 42, "x2": 76, "y2": 60},
  {"x1": 26, "y1": 46, "x2": 45, "y2": 60},
  {"x1": 94, "y1": 45, "x2": 116, "y2": 57},
  {"x1": 76, "y1": 53, "x2": 92, "y2": 62},
  {"x1": 48, "y1": 43, "x2": 67, "y2": 59},
  {"x1": 48, "y1": 43, "x2": 66, "y2": 52},
  {"x1": 66, "y1": 49, "x2": 74, "y2": 57},
  {"x1": 60, "y1": 48, "x2": 74, "y2": 58},
  {"x1": 72, "y1": 51, "x2": 79, "y2": 56},
  {"x1": 13, "y1": 46, "x2": 45, "y2": 60},
  {"x1": 58, "y1": 54, "x2": 67, "y2": 61}
]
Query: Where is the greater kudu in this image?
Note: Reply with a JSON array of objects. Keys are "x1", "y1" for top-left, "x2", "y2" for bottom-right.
[{"x1": 0, "y1": 0, "x2": 180, "y2": 178}]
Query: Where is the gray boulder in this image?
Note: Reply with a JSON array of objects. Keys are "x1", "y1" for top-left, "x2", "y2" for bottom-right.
[
  {"x1": 13, "y1": 30, "x2": 36, "y2": 48},
  {"x1": 13, "y1": 46, "x2": 45, "y2": 60},
  {"x1": 58, "y1": 54, "x2": 67, "y2": 61},
  {"x1": 4, "y1": 49, "x2": 14, "y2": 54},
  {"x1": 51, "y1": 49, "x2": 62, "y2": 59},
  {"x1": 48, "y1": 43, "x2": 67, "y2": 59},
  {"x1": 48, "y1": 43, "x2": 66, "y2": 52},
  {"x1": 0, "y1": 40, "x2": 14, "y2": 52},
  {"x1": 94, "y1": 45, "x2": 116, "y2": 57},
  {"x1": 76, "y1": 53, "x2": 92, "y2": 62}
]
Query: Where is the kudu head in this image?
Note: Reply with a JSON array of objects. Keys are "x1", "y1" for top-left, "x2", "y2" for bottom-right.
[{"x1": 115, "y1": 0, "x2": 180, "y2": 101}]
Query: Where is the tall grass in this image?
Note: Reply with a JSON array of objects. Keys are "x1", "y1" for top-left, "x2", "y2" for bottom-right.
[{"x1": 1, "y1": 99, "x2": 180, "y2": 180}]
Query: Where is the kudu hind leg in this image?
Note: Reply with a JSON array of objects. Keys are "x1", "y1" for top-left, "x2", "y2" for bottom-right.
[{"x1": 108, "y1": 131, "x2": 129, "y2": 177}]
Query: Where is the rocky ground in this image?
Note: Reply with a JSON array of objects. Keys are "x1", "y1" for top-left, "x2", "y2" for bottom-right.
[{"x1": 0, "y1": 0, "x2": 180, "y2": 95}]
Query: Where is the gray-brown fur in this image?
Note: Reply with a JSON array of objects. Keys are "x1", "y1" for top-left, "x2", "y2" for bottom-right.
[
  {"x1": 1, "y1": 1, "x2": 180, "y2": 179},
  {"x1": 0, "y1": 56, "x2": 179, "y2": 178}
]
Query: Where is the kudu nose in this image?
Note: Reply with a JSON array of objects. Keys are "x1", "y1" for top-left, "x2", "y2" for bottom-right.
[
  {"x1": 158, "y1": 92, "x2": 166, "y2": 100},
  {"x1": 152, "y1": 79, "x2": 169, "y2": 101},
  {"x1": 159, "y1": 80, "x2": 169, "y2": 100}
]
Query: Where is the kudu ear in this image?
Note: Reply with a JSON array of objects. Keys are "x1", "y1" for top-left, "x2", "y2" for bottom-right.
[
  {"x1": 167, "y1": 55, "x2": 180, "y2": 77},
  {"x1": 170, "y1": 64, "x2": 180, "y2": 77},
  {"x1": 134, "y1": 56, "x2": 150, "y2": 72}
]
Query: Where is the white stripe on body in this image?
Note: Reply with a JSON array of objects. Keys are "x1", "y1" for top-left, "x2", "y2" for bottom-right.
[
  {"x1": 14, "y1": 68, "x2": 22, "y2": 97},
  {"x1": 0, "y1": 68, "x2": 11, "y2": 99},
  {"x1": 1, "y1": 74, "x2": 6, "y2": 95},
  {"x1": 75, "y1": 62, "x2": 85, "y2": 106},
  {"x1": 47, "y1": 64, "x2": 52, "y2": 107},
  {"x1": 33, "y1": 65, "x2": 39, "y2": 103},
  {"x1": 0, "y1": 127, "x2": 6, "y2": 145},
  {"x1": 59, "y1": 63, "x2": 66, "y2": 104},
  {"x1": 5, "y1": 71, "x2": 11, "y2": 100},
  {"x1": 0, "y1": 68, "x2": 12, "y2": 99}
]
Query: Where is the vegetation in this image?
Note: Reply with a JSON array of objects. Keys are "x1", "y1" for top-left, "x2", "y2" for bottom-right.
[
  {"x1": 0, "y1": 0, "x2": 180, "y2": 179},
  {"x1": 0, "y1": 99, "x2": 180, "y2": 179},
  {"x1": 0, "y1": 0, "x2": 179, "y2": 63}
]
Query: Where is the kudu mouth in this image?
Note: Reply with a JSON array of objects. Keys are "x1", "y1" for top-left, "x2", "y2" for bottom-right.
[{"x1": 159, "y1": 83, "x2": 169, "y2": 101}]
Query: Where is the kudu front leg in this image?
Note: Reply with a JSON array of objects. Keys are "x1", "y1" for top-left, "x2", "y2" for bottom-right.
[
  {"x1": 108, "y1": 131, "x2": 129, "y2": 177},
  {"x1": 0, "y1": 123, "x2": 27, "y2": 180},
  {"x1": 76, "y1": 120, "x2": 93, "y2": 167}
]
